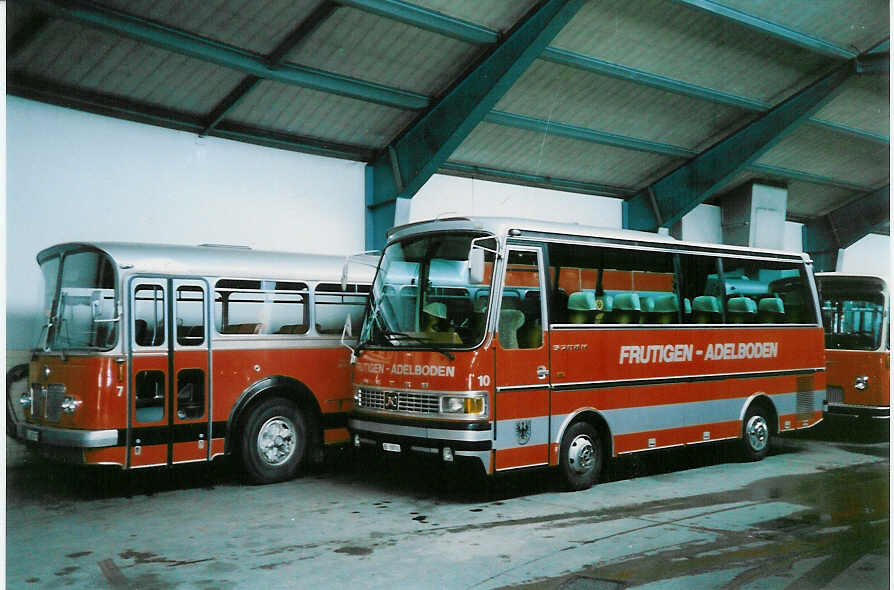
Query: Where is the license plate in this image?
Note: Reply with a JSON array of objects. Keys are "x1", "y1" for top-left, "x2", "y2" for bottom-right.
[
  {"x1": 382, "y1": 442, "x2": 401, "y2": 453},
  {"x1": 25, "y1": 429, "x2": 39, "y2": 442}
]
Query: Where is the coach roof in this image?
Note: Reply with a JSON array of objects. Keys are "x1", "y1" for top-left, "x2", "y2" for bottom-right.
[
  {"x1": 37, "y1": 242, "x2": 377, "y2": 283},
  {"x1": 386, "y1": 216, "x2": 810, "y2": 261}
]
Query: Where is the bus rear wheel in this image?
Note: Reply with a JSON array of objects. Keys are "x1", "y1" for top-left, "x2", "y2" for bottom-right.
[
  {"x1": 741, "y1": 405, "x2": 771, "y2": 461},
  {"x1": 240, "y1": 397, "x2": 306, "y2": 484},
  {"x1": 559, "y1": 422, "x2": 602, "y2": 491}
]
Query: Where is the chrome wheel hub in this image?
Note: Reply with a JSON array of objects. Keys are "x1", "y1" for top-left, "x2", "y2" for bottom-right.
[
  {"x1": 257, "y1": 416, "x2": 296, "y2": 466},
  {"x1": 745, "y1": 415, "x2": 768, "y2": 452},
  {"x1": 568, "y1": 434, "x2": 595, "y2": 475}
]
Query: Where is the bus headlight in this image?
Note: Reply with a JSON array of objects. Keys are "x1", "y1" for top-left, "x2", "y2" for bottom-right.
[
  {"x1": 440, "y1": 395, "x2": 486, "y2": 416},
  {"x1": 854, "y1": 376, "x2": 869, "y2": 391},
  {"x1": 61, "y1": 396, "x2": 82, "y2": 414},
  {"x1": 19, "y1": 392, "x2": 32, "y2": 408}
]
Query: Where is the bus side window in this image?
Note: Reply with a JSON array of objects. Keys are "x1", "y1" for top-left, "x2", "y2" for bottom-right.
[
  {"x1": 215, "y1": 279, "x2": 309, "y2": 335},
  {"x1": 133, "y1": 285, "x2": 165, "y2": 346},
  {"x1": 677, "y1": 254, "x2": 723, "y2": 324},
  {"x1": 501, "y1": 251, "x2": 541, "y2": 349},
  {"x1": 135, "y1": 370, "x2": 165, "y2": 423},
  {"x1": 314, "y1": 283, "x2": 369, "y2": 335},
  {"x1": 176, "y1": 286, "x2": 205, "y2": 346}
]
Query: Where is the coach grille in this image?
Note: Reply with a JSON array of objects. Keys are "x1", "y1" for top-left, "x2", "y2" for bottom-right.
[
  {"x1": 356, "y1": 389, "x2": 440, "y2": 415},
  {"x1": 44, "y1": 384, "x2": 68, "y2": 422},
  {"x1": 826, "y1": 386, "x2": 844, "y2": 405}
]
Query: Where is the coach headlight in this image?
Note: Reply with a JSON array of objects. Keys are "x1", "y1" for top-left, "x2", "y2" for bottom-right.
[
  {"x1": 854, "y1": 376, "x2": 869, "y2": 391},
  {"x1": 61, "y1": 396, "x2": 82, "y2": 414},
  {"x1": 440, "y1": 394, "x2": 486, "y2": 416}
]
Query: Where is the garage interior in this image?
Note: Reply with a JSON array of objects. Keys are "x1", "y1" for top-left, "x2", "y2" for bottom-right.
[{"x1": 4, "y1": 1, "x2": 891, "y2": 588}]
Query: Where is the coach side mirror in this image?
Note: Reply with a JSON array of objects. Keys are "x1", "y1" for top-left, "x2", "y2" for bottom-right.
[{"x1": 468, "y1": 248, "x2": 485, "y2": 284}]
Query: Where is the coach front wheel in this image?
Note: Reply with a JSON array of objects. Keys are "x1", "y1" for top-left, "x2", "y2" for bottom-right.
[
  {"x1": 240, "y1": 397, "x2": 306, "y2": 484},
  {"x1": 559, "y1": 422, "x2": 602, "y2": 491},
  {"x1": 742, "y1": 405, "x2": 771, "y2": 461}
]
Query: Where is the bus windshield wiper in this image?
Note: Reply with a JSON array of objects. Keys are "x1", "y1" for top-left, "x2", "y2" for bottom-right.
[{"x1": 381, "y1": 328, "x2": 455, "y2": 361}]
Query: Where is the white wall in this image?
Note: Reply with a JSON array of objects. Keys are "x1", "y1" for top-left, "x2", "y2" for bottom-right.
[
  {"x1": 409, "y1": 174, "x2": 623, "y2": 227},
  {"x1": 838, "y1": 233, "x2": 891, "y2": 280},
  {"x1": 6, "y1": 97, "x2": 367, "y2": 362}
]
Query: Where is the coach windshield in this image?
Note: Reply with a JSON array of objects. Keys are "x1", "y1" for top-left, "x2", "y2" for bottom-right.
[
  {"x1": 40, "y1": 248, "x2": 119, "y2": 352},
  {"x1": 359, "y1": 232, "x2": 497, "y2": 351}
]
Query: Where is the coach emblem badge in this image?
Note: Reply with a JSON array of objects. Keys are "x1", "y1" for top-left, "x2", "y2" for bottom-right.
[
  {"x1": 515, "y1": 419, "x2": 531, "y2": 445},
  {"x1": 384, "y1": 392, "x2": 398, "y2": 411}
]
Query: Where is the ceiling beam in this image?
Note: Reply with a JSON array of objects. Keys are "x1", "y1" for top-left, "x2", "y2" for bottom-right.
[
  {"x1": 803, "y1": 185, "x2": 890, "y2": 271},
  {"x1": 670, "y1": 0, "x2": 857, "y2": 59},
  {"x1": 439, "y1": 162, "x2": 632, "y2": 198},
  {"x1": 200, "y1": 1, "x2": 337, "y2": 136},
  {"x1": 336, "y1": 0, "x2": 498, "y2": 44},
  {"x1": 364, "y1": 0, "x2": 585, "y2": 249},
  {"x1": 624, "y1": 61, "x2": 855, "y2": 232},
  {"x1": 855, "y1": 52, "x2": 890, "y2": 75},
  {"x1": 24, "y1": 0, "x2": 429, "y2": 110},
  {"x1": 7, "y1": 73, "x2": 375, "y2": 161}
]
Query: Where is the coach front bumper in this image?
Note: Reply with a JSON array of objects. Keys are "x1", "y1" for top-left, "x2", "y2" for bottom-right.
[{"x1": 349, "y1": 415, "x2": 493, "y2": 471}]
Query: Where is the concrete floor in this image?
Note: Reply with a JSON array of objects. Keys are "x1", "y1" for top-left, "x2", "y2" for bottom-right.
[{"x1": 6, "y1": 419, "x2": 888, "y2": 590}]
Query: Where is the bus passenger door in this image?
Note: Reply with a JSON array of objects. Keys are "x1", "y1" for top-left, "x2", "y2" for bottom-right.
[
  {"x1": 129, "y1": 278, "x2": 170, "y2": 468},
  {"x1": 493, "y1": 247, "x2": 550, "y2": 471},
  {"x1": 171, "y1": 279, "x2": 211, "y2": 464}
]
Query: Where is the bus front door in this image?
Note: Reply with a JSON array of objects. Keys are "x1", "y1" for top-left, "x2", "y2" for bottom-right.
[
  {"x1": 128, "y1": 278, "x2": 211, "y2": 468},
  {"x1": 493, "y1": 247, "x2": 550, "y2": 471}
]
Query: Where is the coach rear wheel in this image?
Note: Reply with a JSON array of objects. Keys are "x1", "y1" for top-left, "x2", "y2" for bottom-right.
[
  {"x1": 559, "y1": 422, "x2": 602, "y2": 491},
  {"x1": 741, "y1": 405, "x2": 771, "y2": 461},
  {"x1": 240, "y1": 397, "x2": 306, "y2": 484}
]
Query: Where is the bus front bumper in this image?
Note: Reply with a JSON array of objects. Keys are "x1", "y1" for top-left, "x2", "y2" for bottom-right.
[
  {"x1": 17, "y1": 423, "x2": 119, "y2": 448},
  {"x1": 824, "y1": 403, "x2": 890, "y2": 420},
  {"x1": 349, "y1": 416, "x2": 493, "y2": 472}
]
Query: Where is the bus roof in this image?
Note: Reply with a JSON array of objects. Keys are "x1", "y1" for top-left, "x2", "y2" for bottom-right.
[
  {"x1": 36, "y1": 242, "x2": 377, "y2": 283},
  {"x1": 386, "y1": 216, "x2": 811, "y2": 262},
  {"x1": 816, "y1": 272, "x2": 888, "y2": 288}
]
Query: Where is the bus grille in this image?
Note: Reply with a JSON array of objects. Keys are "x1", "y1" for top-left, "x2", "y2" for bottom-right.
[
  {"x1": 30, "y1": 384, "x2": 67, "y2": 422},
  {"x1": 356, "y1": 389, "x2": 439, "y2": 414},
  {"x1": 826, "y1": 386, "x2": 844, "y2": 405}
]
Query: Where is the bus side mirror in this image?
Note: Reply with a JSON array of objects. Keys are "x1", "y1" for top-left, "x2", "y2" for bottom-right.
[{"x1": 468, "y1": 248, "x2": 485, "y2": 284}]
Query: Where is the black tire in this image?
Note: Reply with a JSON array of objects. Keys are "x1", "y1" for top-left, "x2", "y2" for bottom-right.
[
  {"x1": 559, "y1": 422, "x2": 602, "y2": 491},
  {"x1": 741, "y1": 404, "x2": 771, "y2": 461},
  {"x1": 239, "y1": 397, "x2": 306, "y2": 484}
]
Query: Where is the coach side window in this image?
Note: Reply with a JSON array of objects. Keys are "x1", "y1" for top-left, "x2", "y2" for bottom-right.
[
  {"x1": 677, "y1": 254, "x2": 724, "y2": 324},
  {"x1": 214, "y1": 279, "x2": 308, "y2": 335},
  {"x1": 720, "y1": 259, "x2": 814, "y2": 324},
  {"x1": 548, "y1": 242, "x2": 678, "y2": 325},
  {"x1": 314, "y1": 283, "x2": 370, "y2": 336}
]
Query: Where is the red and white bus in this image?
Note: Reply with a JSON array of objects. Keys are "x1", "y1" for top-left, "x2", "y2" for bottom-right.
[
  {"x1": 349, "y1": 217, "x2": 826, "y2": 490},
  {"x1": 16, "y1": 242, "x2": 374, "y2": 483},
  {"x1": 817, "y1": 273, "x2": 890, "y2": 422}
]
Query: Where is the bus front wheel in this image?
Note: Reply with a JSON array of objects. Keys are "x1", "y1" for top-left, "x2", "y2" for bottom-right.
[
  {"x1": 240, "y1": 397, "x2": 306, "y2": 484},
  {"x1": 559, "y1": 422, "x2": 602, "y2": 491},
  {"x1": 741, "y1": 405, "x2": 771, "y2": 461}
]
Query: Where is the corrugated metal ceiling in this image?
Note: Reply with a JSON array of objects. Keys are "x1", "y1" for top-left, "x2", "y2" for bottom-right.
[{"x1": 6, "y1": 0, "x2": 889, "y2": 230}]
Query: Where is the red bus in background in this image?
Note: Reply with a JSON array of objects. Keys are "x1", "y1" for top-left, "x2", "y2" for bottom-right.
[
  {"x1": 818, "y1": 273, "x2": 890, "y2": 422},
  {"x1": 16, "y1": 242, "x2": 374, "y2": 483},
  {"x1": 349, "y1": 217, "x2": 826, "y2": 490}
]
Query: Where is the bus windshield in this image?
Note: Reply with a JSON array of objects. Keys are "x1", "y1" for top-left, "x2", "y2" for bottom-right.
[
  {"x1": 41, "y1": 249, "x2": 119, "y2": 351},
  {"x1": 359, "y1": 232, "x2": 496, "y2": 350},
  {"x1": 821, "y1": 280, "x2": 886, "y2": 351}
]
